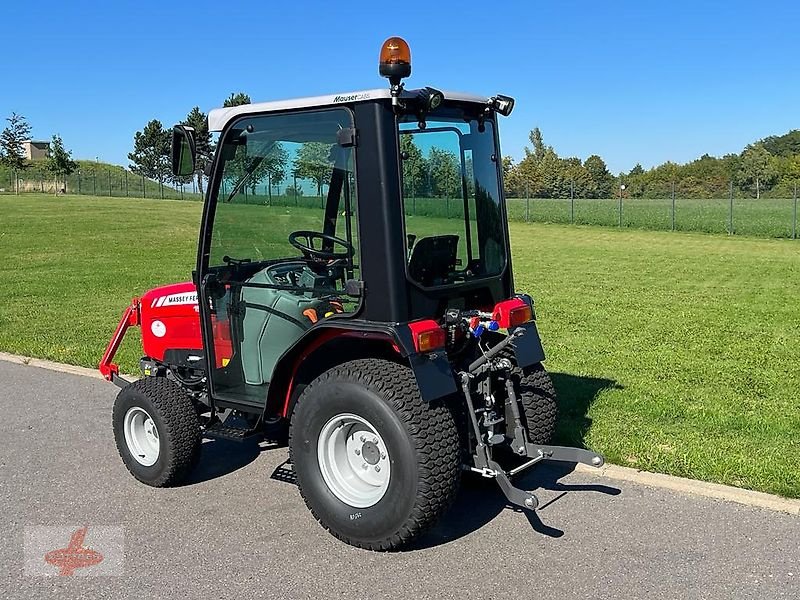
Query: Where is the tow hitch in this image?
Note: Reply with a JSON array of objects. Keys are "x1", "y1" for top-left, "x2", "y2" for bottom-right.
[{"x1": 459, "y1": 327, "x2": 604, "y2": 512}]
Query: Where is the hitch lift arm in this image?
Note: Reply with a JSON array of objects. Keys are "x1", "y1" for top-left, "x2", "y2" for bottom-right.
[
  {"x1": 98, "y1": 298, "x2": 139, "y2": 388},
  {"x1": 459, "y1": 326, "x2": 604, "y2": 512}
]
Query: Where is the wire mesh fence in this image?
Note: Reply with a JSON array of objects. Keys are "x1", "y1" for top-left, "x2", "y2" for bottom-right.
[
  {"x1": 503, "y1": 180, "x2": 799, "y2": 239},
  {"x1": 1, "y1": 168, "x2": 797, "y2": 239},
  {"x1": 0, "y1": 167, "x2": 203, "y2": 201}
]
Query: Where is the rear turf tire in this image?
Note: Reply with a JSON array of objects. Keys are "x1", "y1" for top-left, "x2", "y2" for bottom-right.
[
  {"x1": 515, "y1": 362, "x2": 558, "y2": 444},
  {"x1": 289, "y1": 359, "x2": 460, "y2": 551},
  {"x1": 112, "y1": 377, "x2": 201, "y2": 487}
]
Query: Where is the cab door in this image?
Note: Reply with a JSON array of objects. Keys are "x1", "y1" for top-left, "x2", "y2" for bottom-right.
[{"x1": 197, "y1": 107, "x2": 359, "y2": 409}]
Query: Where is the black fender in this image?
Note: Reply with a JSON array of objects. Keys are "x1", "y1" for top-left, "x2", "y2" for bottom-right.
[
  {"x1": 514, "y1": 321, "x2": 546, "y2": 368},
  {"x1": 266, "y1": 320, "x2": 458, "y2": 417}
]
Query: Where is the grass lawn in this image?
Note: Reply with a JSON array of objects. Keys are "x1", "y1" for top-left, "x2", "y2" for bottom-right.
[{"x1": 1, "y1": 194, "x2": 797, "y2": 497}]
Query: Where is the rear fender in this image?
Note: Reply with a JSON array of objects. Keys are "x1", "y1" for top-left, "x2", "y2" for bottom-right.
[
  {"x1": 266, "y1": 322, "x2": 458, "y2": 418},
  {"x1": 512, "y1": 321, "x2": 546, "y2": 368}
]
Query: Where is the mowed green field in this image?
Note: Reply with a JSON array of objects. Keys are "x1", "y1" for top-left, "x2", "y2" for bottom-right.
[{"x1": 1, "y1": 194, "x2": 797, "y2": 497}]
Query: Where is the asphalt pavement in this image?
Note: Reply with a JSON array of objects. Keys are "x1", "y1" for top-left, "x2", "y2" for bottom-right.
[{"x1": 0, "y1": 360, "x2": 797, "y2": 599}]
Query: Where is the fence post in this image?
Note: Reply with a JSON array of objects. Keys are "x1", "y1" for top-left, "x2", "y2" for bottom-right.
[
  {"x1": 570, "y1": 179, "x2": 575, "y2": 224},
  {"x1": 525, "y1": 183, "x2": 530, "y2": 223},
  {"x1": 142, "y1": 175, "x2": 146, "y2": 198},
  {"x1": 671, "y1": 181, "x2": 676, "y2": 231},
  {"x1": 160, "y1": 181, "x2": 164, "y2": 200},
  {"x1": 108, "y1": 171, "x2": 112, "y2": 197},
  {"x1": 793, "y1": 183, "x2": 797, "y2": 240},
  {"x1": 728, "y1": 180, "x2": 734, "y2": 235},
  {"x1": 180, "y1": 184, "x2": 184, "y2": 201},
  {"x1": 93, "y1": 172, "x2": 97, "y2": 196},
  {"x1": 78, "y1": 172, "x2": 82, "y2": 194},
  {"x1": 618, "y1": 186, "x2": 623, "y2": 227},
  {"x1": 446, "y1": 197, "x2": 450, "y2": 219}
]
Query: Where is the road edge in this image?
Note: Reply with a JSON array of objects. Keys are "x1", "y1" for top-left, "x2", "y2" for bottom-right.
[
  {"x1": 574, "y1": 463, "x2": 799, "y2": 516},
  {"x1": 1, "y1": 350, "x2": 798, "y2": 516},
  {"x1": 0, "y1": 351, "x2": 107, "y2": 380}
]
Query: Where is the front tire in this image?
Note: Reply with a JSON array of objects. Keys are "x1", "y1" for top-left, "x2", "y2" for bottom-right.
[
  {"x1": 112, "y1": 378, "x2": 201, "y2": 487},
  {"x1": 289, "y1": 359, "x2": 460, "y2": 551}
]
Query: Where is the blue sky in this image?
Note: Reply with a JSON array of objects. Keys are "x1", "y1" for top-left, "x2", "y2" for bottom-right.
[{"x1": 2, "y1": 1, "x2": 797, "y2": 174}]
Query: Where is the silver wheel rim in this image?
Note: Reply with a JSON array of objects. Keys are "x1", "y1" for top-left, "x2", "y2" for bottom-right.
[
  {"x1": 123, "y1": 406, "x2": 160, "y2": 466},
  {"x1": 317, "y1": 413, "x2": 391, "y2": 508}
]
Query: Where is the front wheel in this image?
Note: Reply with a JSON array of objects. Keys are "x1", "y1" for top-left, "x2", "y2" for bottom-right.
[
  {"x1": 289, "y1": 359, "x2": 460, "y2": 550},
  {"x1": 112, "y1": 378, "x2": 201, "y2": 487}
]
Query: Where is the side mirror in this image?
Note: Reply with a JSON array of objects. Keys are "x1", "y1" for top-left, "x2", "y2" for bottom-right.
[{"x1": 171, "y1": 125, "x2": 196, "y2": 177}]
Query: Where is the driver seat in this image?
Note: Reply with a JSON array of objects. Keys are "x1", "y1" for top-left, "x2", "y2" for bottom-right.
[{"x1": 407, "y1": 235, "x2": 459, "y2": 286}]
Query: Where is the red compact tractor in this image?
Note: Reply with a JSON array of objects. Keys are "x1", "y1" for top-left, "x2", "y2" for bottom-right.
[{"x1": 100, "y1": 37, "x2": 603, "y2": 550}]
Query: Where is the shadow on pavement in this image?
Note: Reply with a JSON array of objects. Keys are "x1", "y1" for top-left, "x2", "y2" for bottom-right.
[
  {"x1": 187, "y1": 438, "x2": 275, "y2": 485},
  {"x1": 412, "y1": 462, "x2": 621, "y2": 549}
]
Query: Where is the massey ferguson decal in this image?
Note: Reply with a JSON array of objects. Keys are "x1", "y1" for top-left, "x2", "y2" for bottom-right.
[{"x1": 150, "y1": 292, "x2": 198, "y2": 308}]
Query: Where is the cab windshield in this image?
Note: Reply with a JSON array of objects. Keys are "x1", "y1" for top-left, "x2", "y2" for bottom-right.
[{"x1": 399, "y1": 108, "x2": 507, "y2": 288}]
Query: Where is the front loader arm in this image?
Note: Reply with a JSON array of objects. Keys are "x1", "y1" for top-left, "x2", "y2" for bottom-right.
[{"x1": 98, "y1": 298, "x2": 140, "y2": 387}]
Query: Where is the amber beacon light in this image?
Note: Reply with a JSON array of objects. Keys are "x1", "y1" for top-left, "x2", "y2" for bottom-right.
[{"x1": 379, "y1": 36, "x2": 412, "y2": 83}]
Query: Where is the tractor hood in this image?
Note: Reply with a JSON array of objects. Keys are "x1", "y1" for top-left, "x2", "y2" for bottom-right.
[{"x1": 139, "y1": 282, "x2": 202, "y2": 362}]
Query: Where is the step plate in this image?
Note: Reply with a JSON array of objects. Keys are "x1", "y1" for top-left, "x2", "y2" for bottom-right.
[{"x1": 203, "y1": 423, "x2": 260, "y2": 442}]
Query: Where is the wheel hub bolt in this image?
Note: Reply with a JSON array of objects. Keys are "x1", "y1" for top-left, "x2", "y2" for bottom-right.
[
  {"x1": 360, "y1": 435, "x2": 367, "y2": 443},
  {"x1": 380, "y1": 452, "x2": 386, "y2": 460},
  {"x1": 362, "y1": 463, "x2": 368, "y2": 470},
  {"x1": 354, "y1": 448, "x2": 361, "y2": 455},
  {"x1": 375, "y1": 465, "x2": 381, "y2": 473}
]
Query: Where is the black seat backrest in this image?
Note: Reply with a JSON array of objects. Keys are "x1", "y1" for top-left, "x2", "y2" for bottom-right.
[{"x1": 407, "y1": 235, "x2": 459, "y2": 286}]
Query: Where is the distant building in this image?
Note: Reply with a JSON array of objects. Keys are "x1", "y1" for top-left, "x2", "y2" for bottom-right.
[{"x1": 22, "y1": 140, "x2": 50, "y2": 161}]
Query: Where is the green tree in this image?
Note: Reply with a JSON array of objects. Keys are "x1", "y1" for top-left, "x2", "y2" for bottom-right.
[
  {"x1": 525, "y1": 127, "x2": 547, "y2": 163},
  {"x1": 400, "y1": 134, "x2": 427, "y2": 197},
  {"x1": 46, "y1": 134, "x2": 77, "y2": 193},
  {"x1": 0, "y1": 113, "x2": 32, "y2": 194},
  {"x1": 584, "y1": 155, "x2": 614, "y2": 198},
  {"x1": 223, "y1": 92, "x2": 251, "y2": 107},
  {"x1": 184, "y1": 106, "x2": 212, "y2": 194},
  {"x1": 759, "y1": 129, "x2": 800, "y2": 158},
  {"x1": 512, "y1": 127, "x2": 555, "y2": 197},
  {"x1": 501, "y1": 156, "x2": 514, "y2": 180},
  {"x1": 427, "y1": 147, "x2": 460, "y2": 198},
  {"x1": 294, "y1": 142, "x2": 332, "y2": 196},
  {"x1": 128, "y1": 119, "x2": 170, "y2": 185},
  {"x1": 737, "y1": 144, "x2": 778, "y2": 199},
  {"x1": 264, "y1": 142, "x2": 288, "y2": 199}
]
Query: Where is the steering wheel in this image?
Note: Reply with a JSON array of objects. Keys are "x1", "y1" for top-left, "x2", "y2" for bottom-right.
[{"x1": 288, "y1": 230, "x2": 354, "y2": 262}]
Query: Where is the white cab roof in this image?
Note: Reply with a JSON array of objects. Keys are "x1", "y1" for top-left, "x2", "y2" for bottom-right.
[{"x1": 207, "y1": 88, "x2": 490, "y2": 132}]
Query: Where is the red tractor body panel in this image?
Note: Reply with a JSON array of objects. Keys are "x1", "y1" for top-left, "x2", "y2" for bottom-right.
[
  {"x1": 99, "y1": 282, "x2": 232, "y2": 380},
  {"x1": 139, "y1": 282, "x2": 203, "y2": 361}
]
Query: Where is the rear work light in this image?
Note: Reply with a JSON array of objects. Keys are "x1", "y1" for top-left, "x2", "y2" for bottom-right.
[
  {"x1": 408, "y1": 319, "x2": 446, "y2": 353},
  {"x1": 492, "y1": 298, "x2": 533, "y2": 329}
]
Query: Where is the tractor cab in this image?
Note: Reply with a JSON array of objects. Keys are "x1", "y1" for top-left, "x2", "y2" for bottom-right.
[
  {"x1": 102, "y1": 37, "x2": 603, "y2": 551},
  {"x1": 170, "y1": 43, "x2": 520, "y2": 412}
]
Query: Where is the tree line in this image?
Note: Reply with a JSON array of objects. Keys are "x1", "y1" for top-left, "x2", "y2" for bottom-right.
[
  {"x1": 505, "y1": 128, "x2": 800, "y2": 200},
  {"x1": 5, "y1": 99, "x2": 797, "y2": 202},
  {"x1": 129, "y1": 92, "x2": 346, "y2": 200}
]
